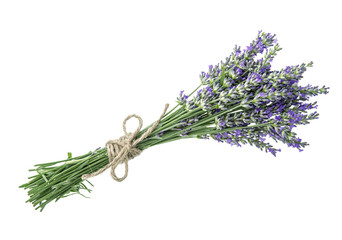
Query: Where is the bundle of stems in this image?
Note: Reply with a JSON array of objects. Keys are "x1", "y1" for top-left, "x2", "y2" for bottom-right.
[{"x1": 20, "y1": 31, "x2": 329, "y2": 211}]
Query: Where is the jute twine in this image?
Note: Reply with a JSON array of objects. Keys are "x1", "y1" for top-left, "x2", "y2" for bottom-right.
[{"x1": 82, "y1": 104, "x2": 169, "y2": 182}]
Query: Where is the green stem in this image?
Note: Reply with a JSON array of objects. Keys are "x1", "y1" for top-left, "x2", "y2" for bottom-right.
[
  {"x1": 137, "y1": 84, "x2": 202, "y2": 139},
  {"x1": 138, "y1": 104, "x2": 245, "y2": 149}
]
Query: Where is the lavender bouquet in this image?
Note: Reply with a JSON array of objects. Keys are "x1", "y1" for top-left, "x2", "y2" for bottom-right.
[{"x1": 20, "y1": 31, "x2": 329, "y2": 211}]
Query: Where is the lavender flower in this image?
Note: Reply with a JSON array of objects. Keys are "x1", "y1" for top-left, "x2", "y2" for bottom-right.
[
  {"x1": 169, "y1": 31, "x2": 329, "y2": 156},
  {"x1": 177, "y1": 90, "x2": 188, "y2": 105}
]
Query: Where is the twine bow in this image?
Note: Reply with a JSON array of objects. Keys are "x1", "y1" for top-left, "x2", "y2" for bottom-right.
[{"x1": 82, "y1": 104, "x2": 169, "y2": 182}]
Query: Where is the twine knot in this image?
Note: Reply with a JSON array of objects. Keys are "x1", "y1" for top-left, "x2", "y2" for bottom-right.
[{"x1": 82, "y1": 104, "x2": 169, "y2": 182}]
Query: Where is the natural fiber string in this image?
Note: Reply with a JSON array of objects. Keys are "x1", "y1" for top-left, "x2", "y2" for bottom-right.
[{"x1": 82, "y1": 104, "x2": 169, "y2": 182}]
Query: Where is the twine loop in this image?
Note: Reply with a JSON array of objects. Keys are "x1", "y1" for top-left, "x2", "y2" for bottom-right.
[{"x1": 82, "y1": 104, "x2": 169, "y2": 182}]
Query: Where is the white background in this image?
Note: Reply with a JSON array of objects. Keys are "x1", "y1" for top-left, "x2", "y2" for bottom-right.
[{"x1": 0, "y1": 0, "x2": 341, "y2": 239}]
